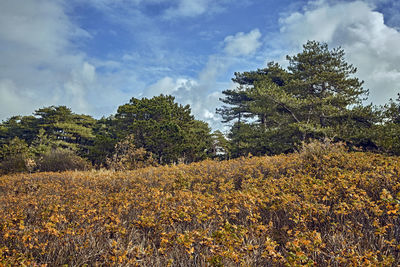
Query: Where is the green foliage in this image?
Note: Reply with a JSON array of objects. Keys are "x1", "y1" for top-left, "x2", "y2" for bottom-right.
[
  {"x1": 375, "y1": 94, "x2": 400, "y2": 155},
  {"x1": 182, "y1": 120, "x2": 213, "y2": 163},
  {"x1": 34, "y1": 106, "x2": 96, "y2": 154},
  {"x1": 0, "y1": 137, "x2": 32, "y2": 174},
  {"x1": 114, "y1": 95, "x2": 213, "y2": 164},
  {"x1": 216, "y1": 86, "x2": 253, "y2": 124},
  {"x1": 29, "y1": 128, "x2": 53, "y2": 157},
  {"x1": 0, "y1": 106, "x2": 96, "y2": 156},
  {"x1": 0, "y1": 116, "x2": 39, "y2": 145},
  {"x1": 219, "y1": 41, "x2": 379, "y2": 156},
  {"x1": 0, "y1": 96, "x2": 215, "y2": 171},
  {"x1": 86, "y1": 117, "x2": 117, "y2": 166},
  {"x1": 210, "y1": 130, "x2": 231, "y2": 160}
]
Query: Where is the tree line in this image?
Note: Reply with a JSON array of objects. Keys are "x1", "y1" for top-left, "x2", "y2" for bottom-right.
[{"x1": 1, "y1": 41, "x2": 399, "y2": 173}]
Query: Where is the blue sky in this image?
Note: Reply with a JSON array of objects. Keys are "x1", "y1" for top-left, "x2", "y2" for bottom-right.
[{"x1": 1, "y1": 0, "x2": 400, "y2": 130}]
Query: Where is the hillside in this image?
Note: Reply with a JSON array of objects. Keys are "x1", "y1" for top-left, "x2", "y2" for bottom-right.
[{"x1": 0, "y1": 147, "x2": 400, "y2": 266}]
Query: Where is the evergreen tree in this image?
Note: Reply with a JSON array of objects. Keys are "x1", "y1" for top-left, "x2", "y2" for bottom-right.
[
  {"x1": 34, "y1": 106, "x2": 96, "y2": 154},
  {"x1": 376, "y1": 94, "x2": 400, "y2": 154},
  {"x1": 0, "y1": 115, "x2": 39, "y2": 145},
  {"x1": 219, "y1": 41, "x2": 378, "y2": 156},
  {"x1": 114, "y1": 95, "x2": 213, "y2": 164},
  {"x1": 87, "y1": 117, "x2": 117, "y2": 167},
  {"x1": 210, "y1": 130, "x2": 231, "y2": 160}
]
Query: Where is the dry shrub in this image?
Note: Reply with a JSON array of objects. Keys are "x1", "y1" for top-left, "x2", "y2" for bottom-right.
[
  {"x1": 106, "y1": 135, "x2": 157, "y2": 171},
  {"x1": 298, "y1": 138, "x2": 347, "y2": 161},
  {"x1": 37, "y1": 148, "x2": 91, "y2": 172},
  {"x1": 0, "y1": 154, "x2": 29, "y2": 174},
  {"x1": 1, "y1": 152, "x2": 400, "y2": 266},
  {"x1": 297, "y1": 138, "x2": 348, "y2": 179}
]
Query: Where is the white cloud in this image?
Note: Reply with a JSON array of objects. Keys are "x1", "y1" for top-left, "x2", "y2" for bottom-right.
[
  {"x1": 0, "y1": 0, "x2": 97, "y2": 119},
  {"x1": 145, "y1": 75, "x2": 226, "y2": 129},
  {"x1": 0, "y1": 80, "x2": 36, "y2": 119},
  {"x1": 146, "y1": 77, "x2": 197, "y2": 96},
  {"x1": 0, "y1": 0, "x2": 136, "y2": 120},
  {"x1": 164, "y1": 0, "x2": 210, "y2": 18},
  {"x1": 278, "y1": 0, "x2": 400, "y2": 105},
  {"x1": 143, "y1": 28, "x2": 263, "y2": 130},
  {"x1": 143, "y1": 30, "x2": 262, "y2": 130},
  {"x1": 63, "y1": 62, "x2": 97, "y2": 112},
  {"x1": 224, "y1": 29, "x2": 262, "y2": 56},
  {"x1": 82, "y1": 0, "x2": 234, "y2": 20}
]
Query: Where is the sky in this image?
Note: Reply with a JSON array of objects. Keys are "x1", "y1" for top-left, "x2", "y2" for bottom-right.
[{"x1": 1, "y1": 0, "x2": 400, "y2": 130}]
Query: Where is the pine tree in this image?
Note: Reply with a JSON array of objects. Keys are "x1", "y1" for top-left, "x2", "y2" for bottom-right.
[{"x1": 219, "y1": 40, "x2": 378, "y2": 156}]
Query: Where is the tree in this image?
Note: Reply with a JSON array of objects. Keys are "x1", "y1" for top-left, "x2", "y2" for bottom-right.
[
  {"x1": 210, "y1": 130, "x2": 231, "y2": 160},
  {"x1": 34, "y1": 106, "x2": 96, "y2": 154},
  {"x1": 182, "y1": 120, "x2": 212, "y2": 163},
  {"x1": 0, "y1": 115, "x2": 39, "y2": 145},
  {"x1": 87, "y1": 117, "x2": 118, "y2": 167},
  {"x1": 114, "y1": 95, "x2": 213, "y2": 164},
  {"x1": 216, "y1": 87, "x2": 253, "y2": 124},
  {"x1": 376, "y1": 93, "x2": 400, "y2": 155},
  {"x1": 219, "y1": 41, "x2": 378, "y2": 156},
  {"x1": 0, "y1": 106, "x2": 96, "y2": 156}
]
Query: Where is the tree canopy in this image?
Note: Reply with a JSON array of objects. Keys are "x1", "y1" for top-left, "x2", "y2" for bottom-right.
[
  {"x1": 114, "y1": 95, "x2": 212, "y2": 164},
  {"x1": 219, "y1": 41, "x2": 382, "y2": 156},
  {"x1": 1, "y1": 40, "x2": 400, "y2": 174}
]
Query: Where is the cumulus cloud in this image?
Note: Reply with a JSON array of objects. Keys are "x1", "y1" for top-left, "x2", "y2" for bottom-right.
[
  {"x1": 224, "y1": 29, "x2": 262, "y2": 56},
  {"x1": 0, "y1": 0, "x2": 139, "y2": 121},
  {"x1": 145, "y1": 75, "x2": 226, "y2": 129},
  {"x1": 0, "y1": 0, "x2": 96, "y2": 120},
  {"x1": 278, "y1": 0, "x2": 400, "y2": 105},
  {"x1": 145, "y1": 28, "x2": 262, "y2": 130},
  {"x1": 63, "y1": 62, "x2": 97, "y2": 111},
  {"x1": 0, "y1": 80, "x2": 36, "y2": 119}
]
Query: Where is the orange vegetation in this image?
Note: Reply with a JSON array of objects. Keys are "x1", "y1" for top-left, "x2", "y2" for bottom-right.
[{"x1": 0, "y1": 149, "x2": 400, "y2": 266}]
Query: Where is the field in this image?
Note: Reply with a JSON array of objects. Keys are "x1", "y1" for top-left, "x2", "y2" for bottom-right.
[{"x1": 1, "y1": 148, "x2": 400, "y2": 266}]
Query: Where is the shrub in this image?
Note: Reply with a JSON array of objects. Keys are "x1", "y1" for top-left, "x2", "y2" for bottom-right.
[
  {"x1": 106, "y1": 135, "x2": 157, "y2": 170},
  {"x1": 0, "y1": 137, "x2": 32, "y2": 174},
  {"x1": 1, "y1": 152, "x2": 400, "y2": 266},
  {"x1": 0, "y1": 154, "x2": 28, "y2": 174},
  {"x1": 297, "y1": 138, "x2": 347, "y2": 161},
  {"x1": 37, "y1": 148, "x2": 91, "y2": 172}
]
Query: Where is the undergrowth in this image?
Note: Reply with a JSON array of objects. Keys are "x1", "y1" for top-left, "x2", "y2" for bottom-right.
[{"x1": 0, "y1": 148, "x2": 399, "y2": 266}]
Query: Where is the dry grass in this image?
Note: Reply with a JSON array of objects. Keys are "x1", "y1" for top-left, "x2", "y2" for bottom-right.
[{"x1": 0, "y1": 149, "x2": 400, "y2": 266}]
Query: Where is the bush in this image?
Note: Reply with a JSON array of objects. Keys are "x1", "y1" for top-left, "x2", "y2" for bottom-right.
[
  {"x1": 106, "y1": 135, "x2": 157, "y2": 171},
  {"x1": 0, "y1": 137, "x2": 32, "y2": 174},
  {"x1": 37, "y1": 148, "x2": 91, "y2": 172},
  {"x1": 1, "y1": 152, "x2": 400, "y2": 266},
  {"x1": 297, "y1": 138, "x2": 347, "y2": 161},
  {"x1": 0, "y1": 155, "x2": 28, "y2": 174},
  {"x1": 297, "y1": 138, "x2": 348, "y2": 179}
]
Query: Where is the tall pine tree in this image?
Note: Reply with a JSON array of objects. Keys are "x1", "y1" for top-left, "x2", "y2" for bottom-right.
[{"x1": 219, "y1": 41, "x2": 379, "y2": 156}]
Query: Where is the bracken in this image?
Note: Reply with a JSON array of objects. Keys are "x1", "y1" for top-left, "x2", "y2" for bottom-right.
[{"x1": 0, "y1": 151, "x2": 399, "y2": 266}]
